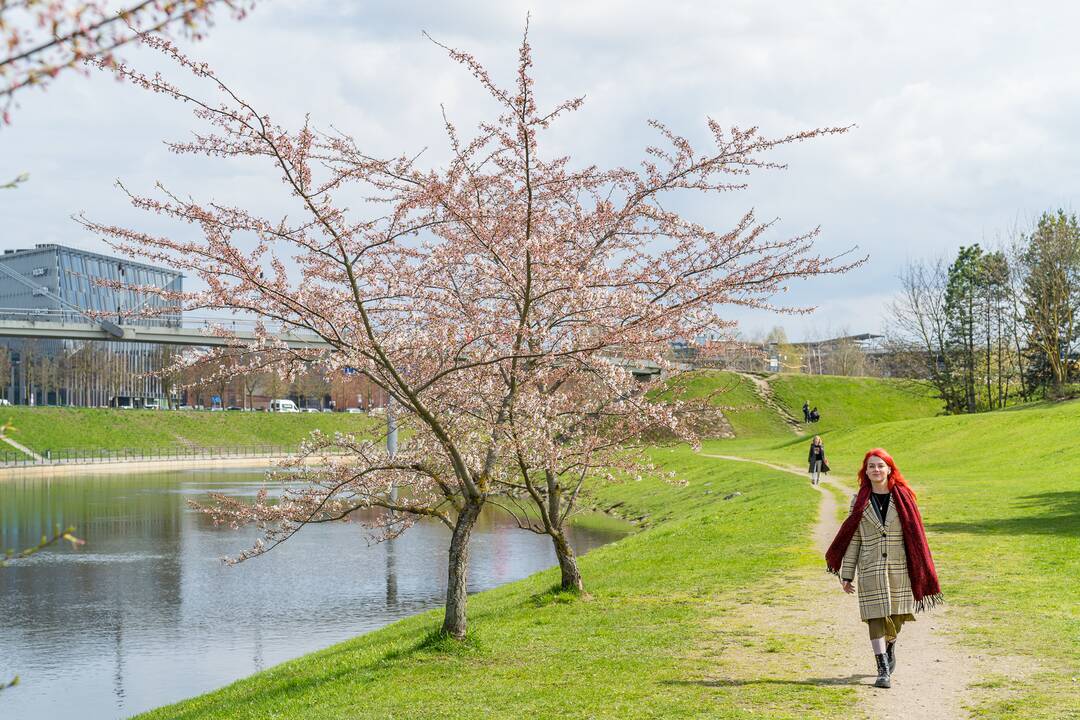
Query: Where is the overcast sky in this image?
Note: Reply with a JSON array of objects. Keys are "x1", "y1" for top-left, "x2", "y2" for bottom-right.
[{"x1": 4, "y1": 0, "x2": 1080, "y2": 341}]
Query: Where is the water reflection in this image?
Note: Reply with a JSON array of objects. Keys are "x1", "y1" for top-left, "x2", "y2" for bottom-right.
[{"x1": 0, "y1": 469, "x2": 628, "y2": 720}]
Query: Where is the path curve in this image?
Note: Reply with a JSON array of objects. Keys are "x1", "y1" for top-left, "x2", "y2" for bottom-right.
[{"x1": 702, "y1": 452, "x2": 972, "y2": 719}]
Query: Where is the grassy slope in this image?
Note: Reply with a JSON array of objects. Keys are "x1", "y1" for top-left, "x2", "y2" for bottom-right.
[
  {"x1": 665, "y1": 370, "x2": 792, "y2": 438},
  {"x1": 768, "y1": 373, "x2": 943, "y2": 433},
  {"x1": 0, "y1": 407, "x2": 379, "y2": 453},
  {"x1": 120, "y1": 373, "x2": 1076, "y2": 718},
  {"x1": 138, "y1": 448, "x2": 850, "y2": 720},
  {"x1": 704, "y1": 393, "x2": 1079, "y2": 719}
]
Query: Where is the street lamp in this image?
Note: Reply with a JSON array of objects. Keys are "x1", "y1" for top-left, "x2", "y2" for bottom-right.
[{"x1": 10, "y1": 355, "x2": 19, "y2": 405}]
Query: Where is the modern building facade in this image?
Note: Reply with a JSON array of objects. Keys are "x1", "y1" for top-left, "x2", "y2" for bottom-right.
[{"x1": 0, "y1": 244, "x2": 183, "y2": 406}]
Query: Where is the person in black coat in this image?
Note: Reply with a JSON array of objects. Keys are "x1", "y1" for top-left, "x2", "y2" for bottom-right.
[
  {"x1": 808, "y1": 435, "x2": 829, "y2": 485},
  {"x1": 802, "y1": 400, "x2": 810, "y2": 423}
]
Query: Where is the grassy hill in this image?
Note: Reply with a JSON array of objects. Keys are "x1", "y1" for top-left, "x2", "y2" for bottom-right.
[
  {"x1": 661, "y1": 370, "x2": 792, "y2": 438},
  {"x1": 707, "y1": 397, "x2": 1080, "y2": 719},
  {"x1": 768, "y1": 373, "x2": 943, "y2": 432},
  {"x1": 27, "y1": 374, "x2": 1077, "y2": 718},
  {"x1": 0, "y1": 407, "x2": 380, "y2": 454},
  {"x1": 662, "y1": 372, "x2": 943, "y2": 443},
  {"x1": 136, "y1": 387, "x2": 1079, "y2": 718}
]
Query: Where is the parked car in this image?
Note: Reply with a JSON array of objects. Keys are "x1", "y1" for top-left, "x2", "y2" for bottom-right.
[
  {"x1": 268, "y1": 399, "x2": 299, "y2": 413},
  {"x1": 226, "y1": 406, "x2": 243, "y2": 411},
  {"x1": 177, "y1": 405, "x2": 194, "y2": 410},
  {"x1": 304, "y1": 408, "x2": 321, "y2": 413},
  {"x1": 321, "y1": 408, "x2": 333, "y2": 413},
  {"x1": 0, "y1": 399, "x2": 10, "y2": 406},
  {"x1": 345, "y1": 407, "x2": 365, "y2": 414}
]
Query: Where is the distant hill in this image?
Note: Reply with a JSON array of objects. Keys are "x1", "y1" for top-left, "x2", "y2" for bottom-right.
[
  {"x1": 768, "y1": 374, "x2": 943, "y2": 433},
  {"x1": 659, "y1": 370, "x2": 792, "y2": 439},
  {"x1": 662, "y1": 371, "x2": 943, "y2": 441}
]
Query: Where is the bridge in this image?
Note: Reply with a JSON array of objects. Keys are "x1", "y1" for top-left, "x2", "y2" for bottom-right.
[
  {"x1": 0, "y1": 309, "x2": 686, "y2": 377},
  {"x1": 0, "y1": 311, "x2": 332, "y2": 350}
]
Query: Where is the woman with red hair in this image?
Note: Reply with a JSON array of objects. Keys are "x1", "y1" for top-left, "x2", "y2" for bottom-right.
[{"x1": 825, "y1": 448, "x2": 943, "y2": 689}]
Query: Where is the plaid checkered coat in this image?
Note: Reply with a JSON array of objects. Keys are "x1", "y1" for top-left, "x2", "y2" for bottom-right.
[{"x1": 840, "y1": 494, "x2": 916, "y2": 620}]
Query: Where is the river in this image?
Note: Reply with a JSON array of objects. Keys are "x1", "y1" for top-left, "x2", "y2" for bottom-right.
[{"x1": 0, "y1": 468, "x2": 629, "y2": 719}]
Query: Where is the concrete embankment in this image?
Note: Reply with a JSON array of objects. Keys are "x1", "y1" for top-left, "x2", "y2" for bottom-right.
[{"x1": 0, "y1": 455, "x2": 320, "y2": 479}]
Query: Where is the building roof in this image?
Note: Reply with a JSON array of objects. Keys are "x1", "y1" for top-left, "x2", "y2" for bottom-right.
[{"x1": 0, "y1": 244, "x2": 183, "y2": 278}]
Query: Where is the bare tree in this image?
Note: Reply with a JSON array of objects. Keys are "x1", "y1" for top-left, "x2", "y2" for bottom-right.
[{"x1": 887, "y1": 257, "x2": 964, "y2": 411}]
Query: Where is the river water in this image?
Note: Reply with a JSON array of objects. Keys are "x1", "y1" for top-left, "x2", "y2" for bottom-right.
[{"x1": 0, "y1": 468, "x2": 628, "y2": 720}]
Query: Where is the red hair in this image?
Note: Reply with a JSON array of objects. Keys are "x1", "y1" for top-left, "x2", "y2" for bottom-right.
[{"x1": 858, "y1": 448, "x2": 916, "y2": 499}]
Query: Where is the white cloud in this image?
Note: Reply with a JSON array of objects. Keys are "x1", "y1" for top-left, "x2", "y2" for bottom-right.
[{"x1": 4, "y1": 1, "x2": 1080, "y2": 341}]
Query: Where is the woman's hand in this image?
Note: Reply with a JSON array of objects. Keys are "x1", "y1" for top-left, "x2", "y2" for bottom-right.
[{"x1": 840, "y1": 579, "x2": 855, "y2": 594}]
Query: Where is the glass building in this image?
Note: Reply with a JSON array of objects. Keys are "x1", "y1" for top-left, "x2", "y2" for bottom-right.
[{"x1": 0, "y1": 244, "x2": 183, "y2": 406}]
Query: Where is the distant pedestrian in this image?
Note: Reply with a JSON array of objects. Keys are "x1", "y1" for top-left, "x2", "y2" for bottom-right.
[
  {"x1": 802, "y1": 400, "x2": 810, "y2": 423},
  {"x1": 826, "y1": 448, "x2": 942, "y2": 689},
  {"x1": 807, "y1": 436, "x2": 828, "y2": 485},
  {"x1": 809, "y1": 406, "x2": 820, "y2": 423}
]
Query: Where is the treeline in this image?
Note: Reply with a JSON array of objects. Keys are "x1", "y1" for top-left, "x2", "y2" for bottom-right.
[{"x1": 889, "y1": 209, "x2": 1080, "y2": 412}]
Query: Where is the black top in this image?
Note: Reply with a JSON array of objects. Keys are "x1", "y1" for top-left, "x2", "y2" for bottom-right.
[
  {"x1": 808, "y1": 445, "x2": 825, "y2": 462},
  {"x1": 870, "y1": 491, "x2": 891, "y2": 524},
  {"x1": 841, "y1": 491, "x2": 892, "y2": 582}
]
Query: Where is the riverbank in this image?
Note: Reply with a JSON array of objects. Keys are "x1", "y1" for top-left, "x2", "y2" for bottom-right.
[
  {"x1": 135, "y1": 447, "x2": 851, "y2": 719},
  {"x1": 0, "y1": 406, "x2": 379, "y2": 458},
  {"x1": 133, "y1": 373, "x2": 1078, "y2": 719},
  {"x1": 0, "y1": 454, "x2": 311, "y2": 479}
]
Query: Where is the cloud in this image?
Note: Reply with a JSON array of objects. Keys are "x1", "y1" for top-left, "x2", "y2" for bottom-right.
[{"x1": 3, "y1": 1, "x2": 1080, "y2": 341}]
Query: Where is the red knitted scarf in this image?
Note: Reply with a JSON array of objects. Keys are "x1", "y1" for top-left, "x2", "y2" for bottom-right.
[{"x1": 825, "y1": 483, "x2": 943, "y2": 612}]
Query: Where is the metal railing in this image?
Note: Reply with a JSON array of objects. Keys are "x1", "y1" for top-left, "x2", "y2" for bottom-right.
[
  {"x1": 0, "y1": 444, "x2": 345, "y2": 467},
  {"x1": 0, "y1": 307, "x2": 293, "y2": 332}
]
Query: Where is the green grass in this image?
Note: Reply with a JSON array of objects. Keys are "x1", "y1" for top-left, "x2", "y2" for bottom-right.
[
  {"x1": 663, "y1": 370, "x2": 793, "y2": 439},
  {"x1": 94, "y1": 372, "x2": 1080, "y2": 718},
  {"x1": 704, "y1": 399, "x2": 1080, "y2": 720},
  {"x1": 0, "y1": 407, "x2": 380, "y2": 454},
  {"x1": 136, "y1": 447, "x2": 852, "y2": 720},
  {"x1": 768, "y1": 373, "x2": 943, "y2": 433}
]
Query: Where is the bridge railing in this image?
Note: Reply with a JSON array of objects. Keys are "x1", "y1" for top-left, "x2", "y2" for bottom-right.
[
  {"x1": 0, "y1": 308, "x2": 295, "y2": 333},
  {"x1": 0, "y1": 444, "x2": 351, "y2": 467}
]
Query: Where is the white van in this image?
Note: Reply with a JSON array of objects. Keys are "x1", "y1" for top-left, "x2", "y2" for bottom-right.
[{"x1": 269, "y1": 399, "x2": 299, "y2": 413}]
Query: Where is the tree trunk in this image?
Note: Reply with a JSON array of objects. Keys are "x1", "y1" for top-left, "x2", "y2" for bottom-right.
[
  {"x1": 441, "y1": 500, "x2": 483, "y2": 639},
  {"x1": 552, "y1": 530, "x2": 584, "y2": 592}
]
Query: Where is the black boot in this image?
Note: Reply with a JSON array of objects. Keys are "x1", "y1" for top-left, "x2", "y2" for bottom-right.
[
  {"x1": 874, "y1": 653, "x2": 891, "y2": 688},
  {"x1": 886, "y1": 640, "x2": 896, "y2": 673}
]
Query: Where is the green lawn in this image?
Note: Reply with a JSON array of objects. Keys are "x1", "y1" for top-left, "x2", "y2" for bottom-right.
[
  {"x1": 768, "y1": 373, "x2": 943, "y2": 433},
  {"x1": 663, "y1": 370, "x2": 793, "y2": 438},
  {"x1": 72, "y1": 372, "x2": 1079, "y2": 719},
  {"x1": 0, "y1": 407, "x2": 380, "y2": 454},
  {"x1": 136, "y1": 447, "x2": 852, "y2": 720},
  {"x1": 703, "y1": 399, "x2": 1080, "y2": 719}
]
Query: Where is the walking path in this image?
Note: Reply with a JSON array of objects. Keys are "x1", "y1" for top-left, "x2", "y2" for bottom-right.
[
  {"x1": 0, "y1": 433, "x2": 43, "y2": 460},
  {"x1": 701, "y1": 452, "x2": 973, "y2": 719},
  {"x1": 735, "y1": 373, "x2": 805, "y2": 435}
]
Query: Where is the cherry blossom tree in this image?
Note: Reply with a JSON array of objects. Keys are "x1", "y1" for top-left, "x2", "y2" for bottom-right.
[
  {"x1": 0, "y1": 0, "x2": 255, "y2": 123},
  {"x1": 78, "y1": 25, "x2": 857, "y2": 638}
]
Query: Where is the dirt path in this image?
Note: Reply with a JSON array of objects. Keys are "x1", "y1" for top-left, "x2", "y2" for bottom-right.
[
  {"x1": 700, "y1": 452, "x2": 973, "y2": 719},
  {"x1": 735, "y1": 373, "x2": 805, "y2": 436}
]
